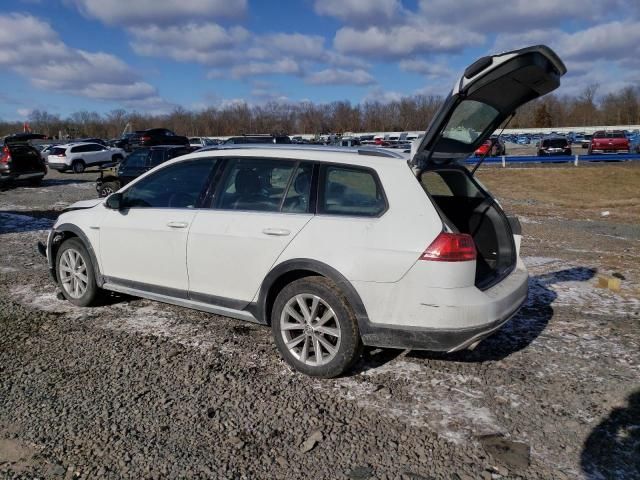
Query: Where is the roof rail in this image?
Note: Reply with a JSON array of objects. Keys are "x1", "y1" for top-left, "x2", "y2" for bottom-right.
[{"x1": 196, "y1": 143, "x2": 406, "y2": 158}]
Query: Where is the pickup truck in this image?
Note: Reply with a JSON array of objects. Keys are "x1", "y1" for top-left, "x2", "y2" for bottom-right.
[{"x1": 588, "y1": 130, "x2": 629, "y2": 154}]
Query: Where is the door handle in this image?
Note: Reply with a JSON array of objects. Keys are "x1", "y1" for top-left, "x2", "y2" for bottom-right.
[
  {"x1": 262, "y1": 228, "x2": 291, "y2": 236},
  {"x1": 167, "y1": 221, "x2": 189, "y2": 229}
]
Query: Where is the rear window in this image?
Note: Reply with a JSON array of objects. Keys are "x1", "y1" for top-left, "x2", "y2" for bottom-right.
[
  {"x1": 610, "y1": 131, "x2": 626, "y2": 138},
  {"x1": 441, "y1": 100, "x2": 499, "y2": 145},
  {"x1": 320, "y1": 166, "x2": 386, "y2": 217},
  {"x1": 542, "y1": 139, "x2": 568, "y2": 148},
  {"x1": 50, "y1": 147, "x2": 66, "y2": 156}
]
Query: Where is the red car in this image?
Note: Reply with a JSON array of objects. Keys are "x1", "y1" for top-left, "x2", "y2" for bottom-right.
[
  {"x1": 474, "y1": 139, "x2": 505, "y2": 156},
  {"x1": 588, "y1": 130, "x2": 629, "y2": 154}
]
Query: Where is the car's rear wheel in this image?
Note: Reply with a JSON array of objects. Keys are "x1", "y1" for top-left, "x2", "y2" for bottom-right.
[
  {"x1": 56, "y1": 238, "x2": 99, "y2": 307},
  {"x1": 72, "y1": 160, "x2": 85, "y2": 173},
  {"x1": 271, "y1": 277, "x2": 362, "y2": 378}
]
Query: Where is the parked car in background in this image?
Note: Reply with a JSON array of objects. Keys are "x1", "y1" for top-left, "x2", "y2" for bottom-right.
[
  {"x1": 47, "y1": 142, "x2": 126, "y2": 173},
  {"x1": 38, "y1": 144, "x2": 60, "y2": 161},
  {"x1": 189, "y1": 137, "x2": 216, "y2": 149},
  {"x1": 95, "y1": 145, "x2": 191, "y2": 197},
  {"x1": 111, "y1": 131, "x2": 145, "y2": 151},
  {"x1": 224, "y1": 134, "x2": 292, "y2": 145},
  {"x1": 125, "y1": 128, "x2": 189, "y2": 151},
  {"x1": 3, "y1": 133, "x2": 49, "y2": 143},
  {"x1": 40, "y1": 44, "x2": 565, "y2": 377},
  {"x1": 537, "y1": 136, "x2": 572, "y2": 156},
  {"x1": 581, "y1": 134, "x2": 592, "y2": 148},
  {"x1": 76, "y1": 137, "x2": 108, "y2": 147},
  {"x1": 0, "y1": 140, "x2": 48, "y2": 185},
  {"x1": 588, "y1": 130, "x2": 630, "y2": 154},
  {"x1": 474, "y1": 138, "x2": 506, "y2": 156}
]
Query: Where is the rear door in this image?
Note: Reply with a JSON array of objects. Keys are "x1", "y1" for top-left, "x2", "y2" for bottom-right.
[
  {"x1": 186, "y1": 158, "x2": 314, "y2": 305},
  {"x1": 412, "y1": 45, "x2": 566, "y2": 169}
]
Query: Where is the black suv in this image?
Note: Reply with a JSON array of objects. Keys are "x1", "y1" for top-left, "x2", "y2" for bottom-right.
[
  {"x1": 0, "y1": 140, "x2": 47, "y2": 186},
  {"x1": 126, "y1": 128, "x2": 189, "y2": 151},
  {"x1": 537, "y1": 136, "x2": 572, "y2": 156},
  {"x1": 223, "y1": 134, "x2": 291, "y2": 145},
  {"x1": 96, "y1": 145, "x2": 190, "y2": 197}
]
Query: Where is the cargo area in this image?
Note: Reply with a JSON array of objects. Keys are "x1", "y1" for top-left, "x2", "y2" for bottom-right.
[{"x1": 419, "y1": 167, "x2": 516, "y2": 289}]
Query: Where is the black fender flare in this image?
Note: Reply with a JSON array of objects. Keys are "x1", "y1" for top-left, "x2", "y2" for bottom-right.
[
  {"x1": 48, "y1": 223, "x2": 104, "y2": 287},
  {"x1": 251, "y1": 258, "x2": 370, "y2": 330}
]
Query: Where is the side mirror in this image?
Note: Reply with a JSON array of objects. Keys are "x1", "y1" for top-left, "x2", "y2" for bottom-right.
[{"x1": 105, "y1": 192, "x2": 123, "y2": 210}]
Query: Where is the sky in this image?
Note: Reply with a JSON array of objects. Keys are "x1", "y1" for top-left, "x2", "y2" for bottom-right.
[{"x1": 0, "y1": 0, "x2": 639, "y2": 121}]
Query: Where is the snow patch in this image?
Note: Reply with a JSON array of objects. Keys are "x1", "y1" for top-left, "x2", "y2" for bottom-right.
[{"x1": 0, "y1": 213, "x2": 53, "y2": 234}]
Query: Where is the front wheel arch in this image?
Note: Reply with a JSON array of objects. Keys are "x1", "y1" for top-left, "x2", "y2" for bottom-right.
[{"x1": 49, "y1": 224, "x2": 104, "y2": 287}]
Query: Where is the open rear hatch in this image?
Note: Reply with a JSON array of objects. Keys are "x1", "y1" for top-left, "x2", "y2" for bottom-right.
[{"x1": 412, "y1": 45, "x2": 566, "y2": 289}]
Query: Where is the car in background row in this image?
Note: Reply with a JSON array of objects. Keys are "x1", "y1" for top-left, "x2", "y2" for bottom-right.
[
  {"x1": 0, "y1": 141, "x2": 47, "y2": 185},
  {"x1": 127, "y1": 129, "x2": 189, "y2": 151},
  {"x1": 189, "y1": 137, "x2": 219, "y2": 149},
  {"x1": 588, "y1": 130, "x2": 629, "y2": 154},
  {"x1": 537, "y1": 136, "x2": 572, "y2": 156},
  {"x1": 581, "y1": 134, "x2": 592, "y2": 149},
  {"x1": 47, "y1": 142, "x2": 126, "y2": 173},
  {"x1": 224, "y1": 134, "x2": 292, "y2": 145},
  {"x1": 95, "y1": 145, "x2": 191, "y2": 197},
  {"x1": 474, "y1": 138, "x2": 506, "y2": 156}
]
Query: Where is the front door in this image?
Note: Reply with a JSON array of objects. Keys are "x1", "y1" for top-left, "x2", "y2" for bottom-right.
[{"x1": 99, "y1": 158, "x2": 218, "y2": 293}]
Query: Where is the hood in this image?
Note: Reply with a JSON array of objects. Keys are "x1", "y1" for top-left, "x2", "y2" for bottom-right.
[
  {"x1": 411, "y1": 45, "x2": 566, "y2": 169},
  {"x1": 62, "y1": 198, "x2": 103, "y2": 212}
]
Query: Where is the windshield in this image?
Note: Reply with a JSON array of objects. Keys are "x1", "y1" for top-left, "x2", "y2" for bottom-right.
[{"x1": 441, "y1": 100, "x2": 499, "y2": 145}]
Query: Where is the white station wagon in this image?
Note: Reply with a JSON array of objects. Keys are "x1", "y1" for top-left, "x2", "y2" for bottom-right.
[{"x1": 39, "y1": 46, "x2": 566, "y2": 377}]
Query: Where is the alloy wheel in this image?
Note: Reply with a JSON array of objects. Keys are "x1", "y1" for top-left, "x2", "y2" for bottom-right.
[
  {"x1": 59, "y1": 248, "x2": 89, "y2": 299},
  {"x1": 280, "y1": 294, "x2": 341, "y2": 366}
]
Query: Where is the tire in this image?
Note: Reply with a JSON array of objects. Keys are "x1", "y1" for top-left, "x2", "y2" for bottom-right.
[
  {"x1": 271, "y1": 276, "x2": 362, "y2": 378},
  {"x1": 98, "y1": 181, "x2": 119, "y2": 198},
  {"x1": 55, "y1": 237, "x2": 100, "y2": 307},
  {"x1": 72, "y1": 160, "x2": 85, "y2": 173}
]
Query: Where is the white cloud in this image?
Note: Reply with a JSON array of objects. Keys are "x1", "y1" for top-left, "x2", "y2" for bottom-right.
[
  {"x1": 70, "y1": 0, "x2": 247, "y2": 25},
  {"x1": 314, "y1": 0, "x2": 404, "y2": 25},
  {"x1": 130, "y1": 23, "x2": 249, "y2": 64},
  {"x1": 334, "y1": 25, "x2": 484, "y2": 58},
  {"x1": 306, "y1": 68, "x2": 375, "y2": 85},
  {"x1": 262, "y1": 33, "x2": 326, "y2": 60},
  {"x1": 17, "y1": 108, "x2": 32, "y2": 118},
  {"x1": 398, "y1": 59, "x2": 453, "y2": 78},
  {"x1": 230, "y1": 59, "x2": 302, "y2": 78},
  {"x1": 363, "y1": 87, "x2": 406, "y2": 104},
  {"x1": 0, "y1": 13, "x2": 159, "y2": 104}
]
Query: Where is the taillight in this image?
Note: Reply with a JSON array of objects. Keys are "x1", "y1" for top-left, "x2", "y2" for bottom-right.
[
  {"x1": 141, "y1": 135, "x2": 151, "y2": 142},
  {"x1": 0, "y1": 146, "x2": 11, "y2": 164},
  {"x1": 420, "y1": 232, "x2": 476, "y2": 262}
]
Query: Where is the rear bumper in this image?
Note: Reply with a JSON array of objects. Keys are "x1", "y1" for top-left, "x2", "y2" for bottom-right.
[
  {"x1": 48, "y1": 163, "x2": 68, "y2": 171},
  {"x1": 356, "y1": 263, "x2": 529, "y2": 352},
  {"x1": 0, "y1": 171, "x2": 46, "y2": 182}
]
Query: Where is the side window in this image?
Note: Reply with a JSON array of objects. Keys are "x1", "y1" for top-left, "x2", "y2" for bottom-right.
[
  {"x1": 282, "y1": 163, "x2": 313, "y2": 213},
  {"x1": 216, "y1": 159, "x2": 296, "y2": 212},
  {"x1": 87, "y1": 144, "x2": 102, "y2": 152},
  {"x1": 123, "y1": 159, "x2": 217, "y2": 209},
  {"x1": 149, "y1": 150, "x2": 166, "y2": 167},
  {"x1": 123, "y1": 150, "x2": 149, "y2": 169},
  {"x1": 320, "y1": 166, "x2": 386, "y2": 217}
]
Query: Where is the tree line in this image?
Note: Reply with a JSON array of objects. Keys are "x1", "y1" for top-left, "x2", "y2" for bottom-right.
[{"x1": 2, "y1": 84, "x2": 639, "y2": 139}]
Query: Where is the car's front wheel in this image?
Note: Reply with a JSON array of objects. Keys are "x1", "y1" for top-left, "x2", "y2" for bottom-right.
[
  {"x1": 56, "y1": 238, "x2": 100, "y2": 307},
  {"x1": 98, "y1": 181, "x2": 119, "y2": 198},
  {"x1": 271, "y1": 277, "x2": 362, "y2": 378}
]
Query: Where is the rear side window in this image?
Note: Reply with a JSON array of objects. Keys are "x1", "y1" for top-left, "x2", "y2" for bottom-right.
[
  {"x1": 123, "y1": 150, "x2": 150, "y2": 169},
  {"x1": 149, "y1": 150, "x2": 166, "y2": 167},
  {"x1": 320, "y1": 166, "x2": 386, "y2": 217}
]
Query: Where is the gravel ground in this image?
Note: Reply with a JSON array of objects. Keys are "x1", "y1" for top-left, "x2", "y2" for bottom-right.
[{"x1": 1, "y1": 166, "x2": 639, "y2": 480}]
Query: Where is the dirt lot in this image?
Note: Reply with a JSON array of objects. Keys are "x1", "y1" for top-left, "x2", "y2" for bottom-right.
[{"x1": 0, "y1": 163, "x2": 638, "y2": 479}]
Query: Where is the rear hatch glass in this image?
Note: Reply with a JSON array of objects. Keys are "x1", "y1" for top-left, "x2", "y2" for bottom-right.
[{"x1": 50, "y1": 147, "x2": 67, "y2": 156}]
